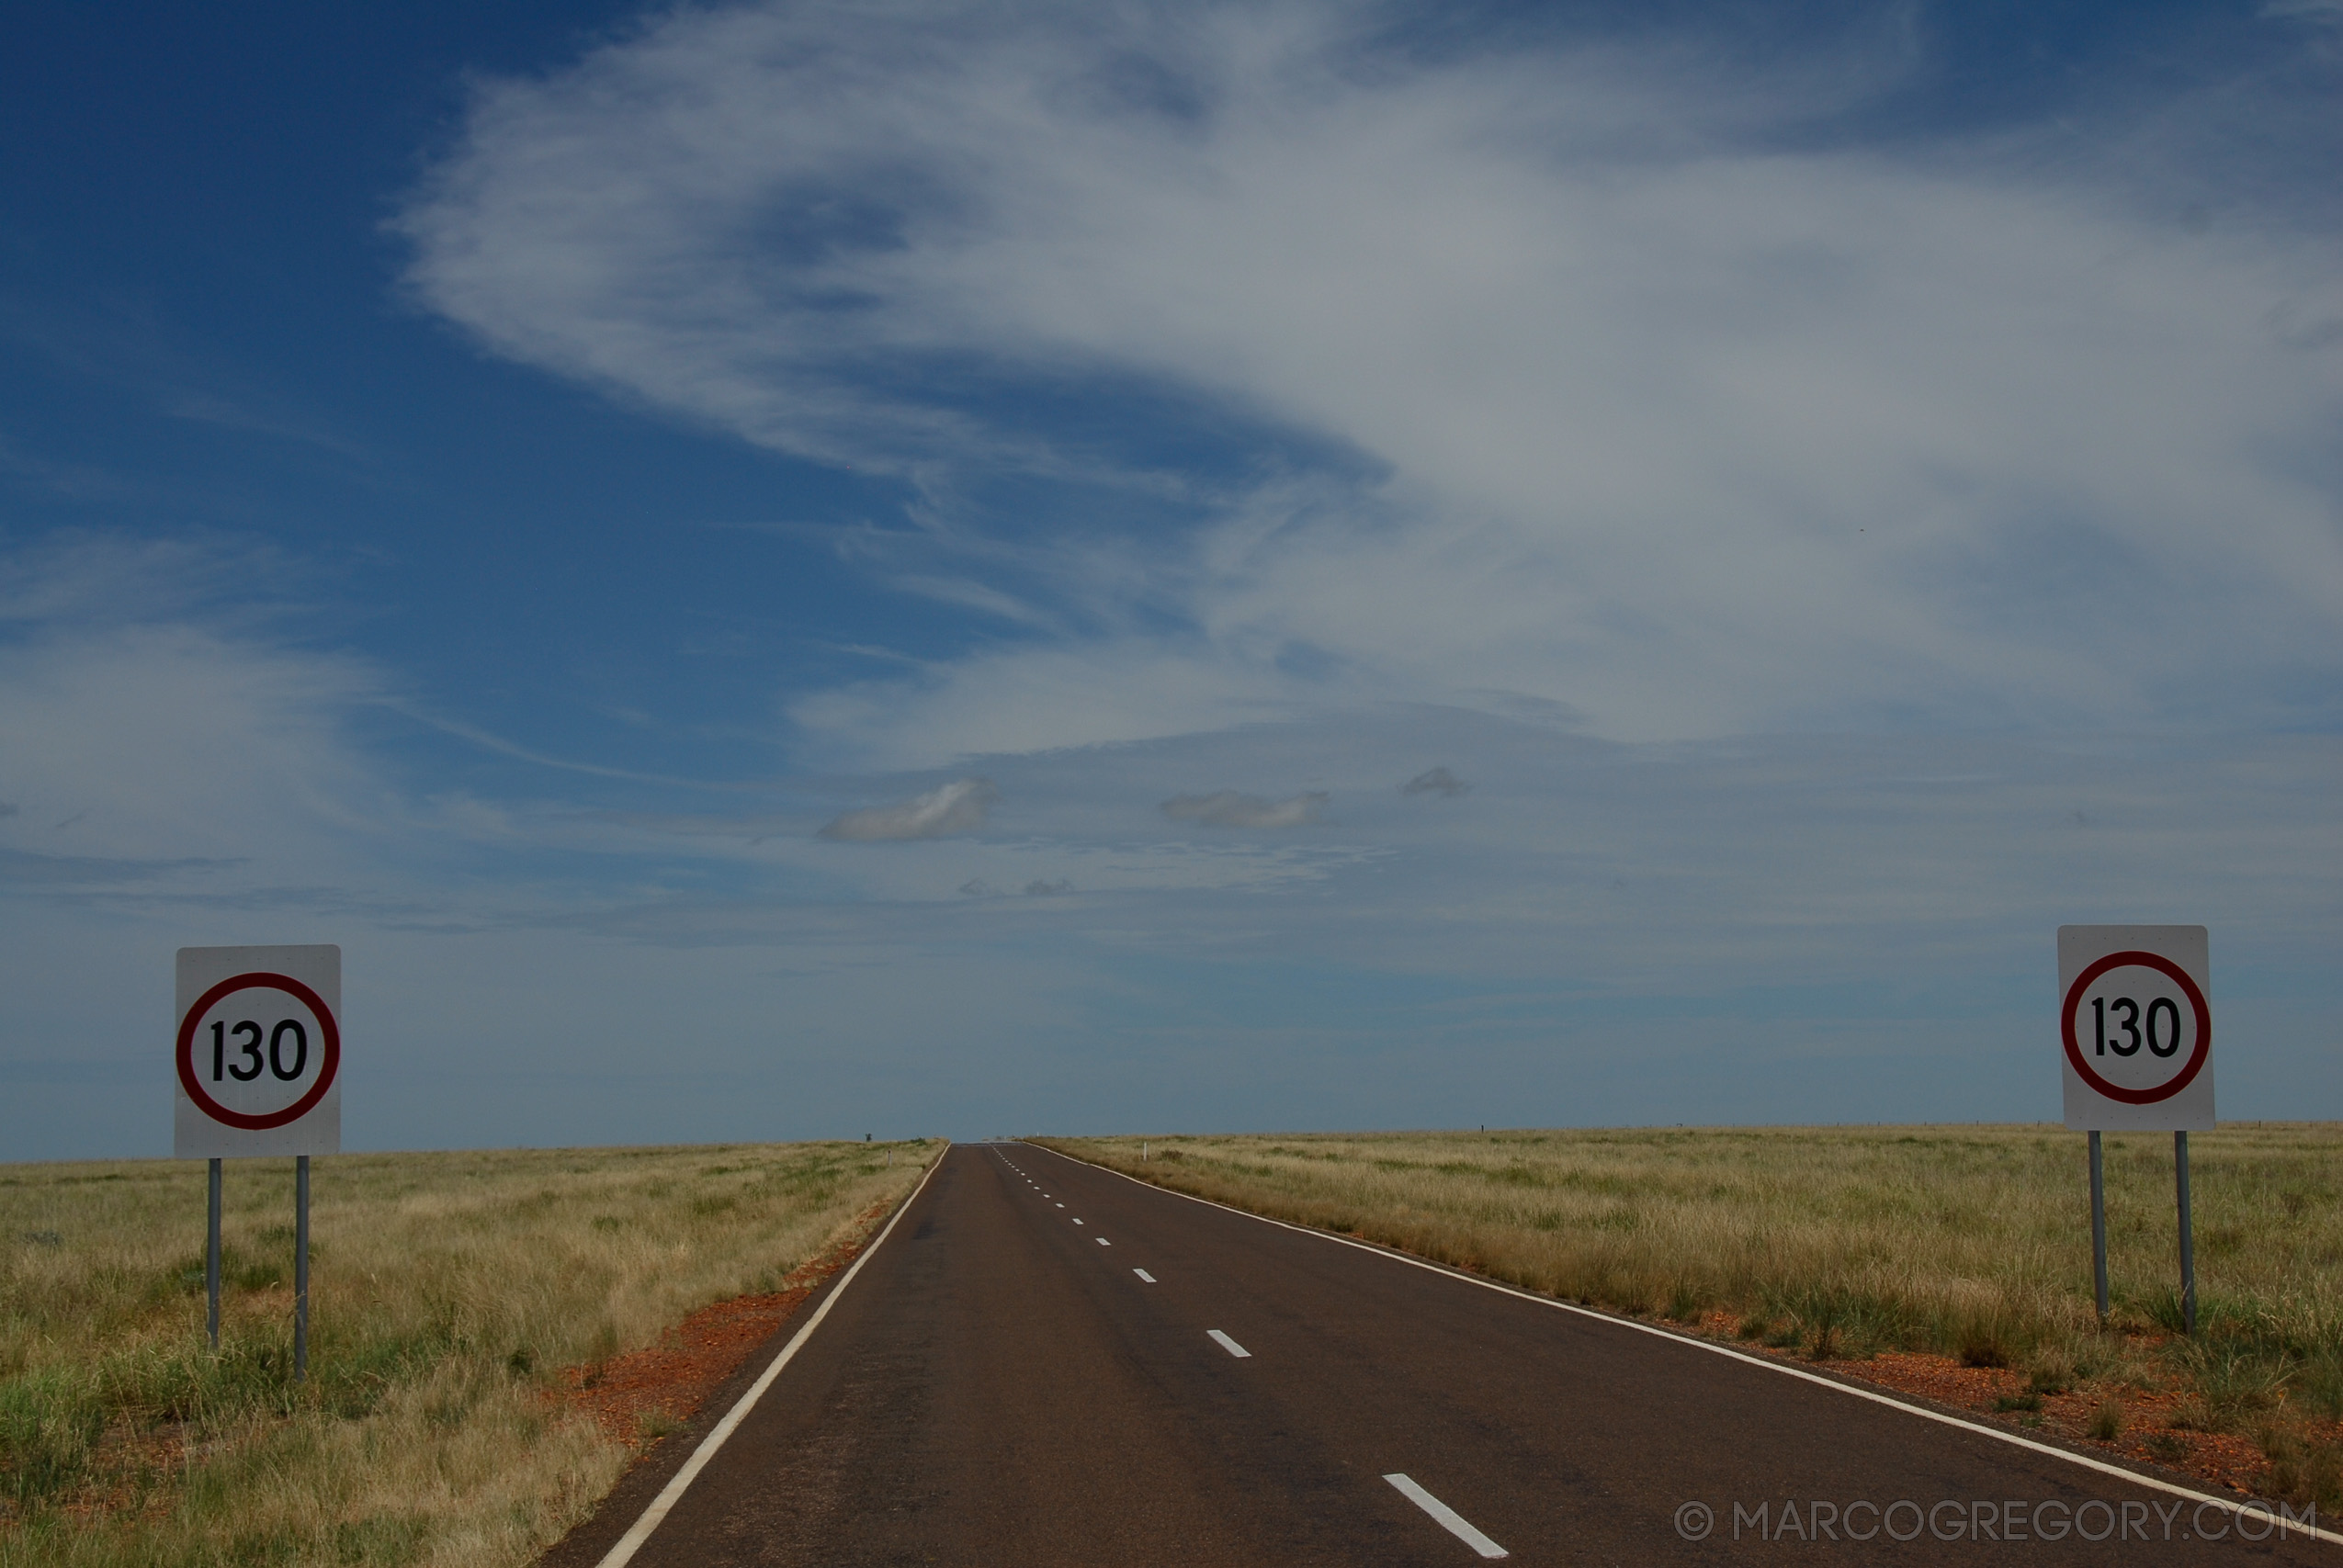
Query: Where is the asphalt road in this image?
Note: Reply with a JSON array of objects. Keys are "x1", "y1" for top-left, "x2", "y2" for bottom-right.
[{"x1": 549, "y1": 1142, "x2": 2329, "y2": 1565}]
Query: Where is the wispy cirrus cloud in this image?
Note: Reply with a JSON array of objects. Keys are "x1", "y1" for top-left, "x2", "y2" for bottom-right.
[
  {"x1": 6, "y1": 520, "x2": 2340, "y2": 1150},
  {"x1": 1162, "y1": 789, "x2": 1329, "y2": 829},
  {"x1": 400, "y1": 0, "x2": 2343, "y2": 768},
  {"x1": 820, "y1": 776, "x2": 998, "y2": 840},
  {"x1": 0, "y1": 536, "x2": 388, "y2": 870}
]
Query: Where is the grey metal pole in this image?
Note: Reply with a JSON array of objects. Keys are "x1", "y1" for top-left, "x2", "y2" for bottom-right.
[
  {"x1": 2175, "y1": 1131, "x2": 2196, "y2": 1337},
  {"x1": 294, "y1": 1155, "x2": 310, "y2": 1381},
  {"x1": 206, "y1": 1157, "x2": 222, "y2": 1350},
  {"x1": 2088, "y1": 1132, "x2": 2110, "y2": 1325}
]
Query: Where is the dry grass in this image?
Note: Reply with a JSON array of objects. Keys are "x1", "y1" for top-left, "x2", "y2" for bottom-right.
[
  {"x1": 0, "y1": 1138, "x2": 936, "y2": 1566},
  {"x1": 1038, "y1": 1123, "x2": 2343, "y2": 1503}
]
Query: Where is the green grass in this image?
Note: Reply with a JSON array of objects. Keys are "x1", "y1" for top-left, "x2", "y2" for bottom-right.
[{"x1": 0, "y1": 1138, "x2": 935, "y2": 1566}]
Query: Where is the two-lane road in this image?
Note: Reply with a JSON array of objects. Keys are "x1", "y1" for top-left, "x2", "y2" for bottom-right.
[{"x1": 549, "y1": 1142, "x2": 2328, "y2": 1565}]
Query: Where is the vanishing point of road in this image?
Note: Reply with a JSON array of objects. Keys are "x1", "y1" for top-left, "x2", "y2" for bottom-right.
[{"x1": 544, "y1": 1142, "x2": 2329, "y2": 1565}]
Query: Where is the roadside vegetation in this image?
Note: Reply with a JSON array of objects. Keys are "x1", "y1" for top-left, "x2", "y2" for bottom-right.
[
  {"x1": 0, "y1": 1138, "x2": 935, "y2": 1567},
  {"x1": 1038, "y1": 1124, "x2": 2343, "y2": 1506}
]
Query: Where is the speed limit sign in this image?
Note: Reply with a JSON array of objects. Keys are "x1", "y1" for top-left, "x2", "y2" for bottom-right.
[
  {"x1": 2058, "y1": 926, "x2": 2212, "y2": 1132},
  {"x1": 174, "y1": 945, "x2": 342, "y2": 1156}
]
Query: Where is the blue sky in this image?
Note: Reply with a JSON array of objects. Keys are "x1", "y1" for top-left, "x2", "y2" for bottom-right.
[{"x1": 4, "y1": 1, "x2": 2338, "y2": 1159}]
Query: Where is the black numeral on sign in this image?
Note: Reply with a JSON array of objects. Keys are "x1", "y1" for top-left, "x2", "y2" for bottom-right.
[
  {"x1": 2092, "y1": 996, "x2": 2181, "y2": 1058},
  {"x1": 209, "y1": 1019, "x2": 310, "y2": 1082},
  {"x1": 232, "y1": 1021, "x2": 263, "y2": 1079},
  {"x1": 2146, "y1": 997, "x2": 2180, "y2": 1057},
  {"x1": 269, "y1": 1020, "x2": 308, "y2": 1080}
]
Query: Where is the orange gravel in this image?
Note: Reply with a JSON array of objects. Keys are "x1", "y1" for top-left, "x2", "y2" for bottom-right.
[
  {"x1": 1682, "y1": 1311, "x2": 2323, "y2": 1502},
  {"x1": 552, "y1": 1198, "x2": 895, "y2": 1448}
]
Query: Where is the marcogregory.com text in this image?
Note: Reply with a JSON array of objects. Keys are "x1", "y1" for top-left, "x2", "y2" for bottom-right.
[{"x1": 1672, "y1": 1496, "x2": 2318, "y2": 1545}]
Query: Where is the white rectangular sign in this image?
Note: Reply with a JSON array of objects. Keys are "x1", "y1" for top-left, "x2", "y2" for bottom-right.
[
  {"x1": 175, "y1": 944, "x2": 342, "y2": 1157},
  {"x1": 2058, "y1": 925, "x2": 2212, "y2": 1132}
]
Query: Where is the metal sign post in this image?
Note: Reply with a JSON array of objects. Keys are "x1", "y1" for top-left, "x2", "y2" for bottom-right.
[
  {"x1": 2058, "y1": 926, "x2": 2212, "y2": 1335},
  {"x1": 175, "y1": 944, "x2": 342, "y2": 1379},
  {"x1": 2175, "y1": 1132, "x2": 2197, "y2": 1336},
  {"x1": 207, "y1": 1157, "x2": 223, "y2": 1348},
  {"x1": 295, "y1": 1154, "x2": 311, "y2": 1379},
  {"x1": 2087, "y1": 1131, "x2": 2109, "y2": 1325}
]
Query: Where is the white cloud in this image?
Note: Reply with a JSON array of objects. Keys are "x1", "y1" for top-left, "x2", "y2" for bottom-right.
[
  {"x1": 400, "y1": 0, "x2": 2343, "y2": 762},
  {"x1": 1161, "y1": 788, "x2": 1328, "y2": 829},
  {"x1": 820, "y1": 776, "x2": 998, "y2": 840}
]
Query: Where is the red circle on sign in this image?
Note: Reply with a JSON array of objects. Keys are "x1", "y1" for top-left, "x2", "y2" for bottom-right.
[
  {"x1": 175, "y1": 972, "x2": 341, "y2": 1130},
  {"x1": 2061, "y1": 951, "x2": 2210, "y2": 1105}
]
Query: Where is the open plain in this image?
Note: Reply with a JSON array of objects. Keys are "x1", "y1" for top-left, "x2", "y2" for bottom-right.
[{"x1": 9, "y1": 1124, "x2": 2340, "y2": 1564}]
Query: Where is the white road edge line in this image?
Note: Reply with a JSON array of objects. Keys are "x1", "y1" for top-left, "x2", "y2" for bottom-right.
[
  {"x1": 1134, "y1": 1269, "x2": 1156, "y2": 1282},
  {"x1": 1207, "y1": 1328, "x2": 1252, "y2": 1358},
  {"x1": 1385, "y1": 1473, "x2": 1509, "y2": 1559},
  {"x1": 1022, "y1": 1144, "x2": 2343, "y2": 1548},
  {"x1": 591, "y1": 1147, "x2": 948, "y2": 1568}
]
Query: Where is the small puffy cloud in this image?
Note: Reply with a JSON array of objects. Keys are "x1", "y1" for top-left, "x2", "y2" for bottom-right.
[
  {"x1": 1160, "y1": 790, "x2": 1329, "y2": 829},
  {"x1": 960, "y1": 874, "x2": 1072, "y2": 897},
  {"x1": 821, "y1": 777, "x2": 997, "y2": 841},
  {"x1": 1400, "y1": 767, "x2": 1470, "y2": 798}
]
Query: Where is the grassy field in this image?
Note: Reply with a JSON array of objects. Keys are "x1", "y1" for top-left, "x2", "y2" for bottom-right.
[
  {"x1": 1038, "y1": 1124, "x2": 2343, "y2": 1502},
  {"x1": 0, "y1": 1138, "x2": 935, "y2": 1567}
]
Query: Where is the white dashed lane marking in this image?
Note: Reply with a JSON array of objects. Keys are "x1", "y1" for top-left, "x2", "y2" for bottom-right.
[
  {"x1": 1206, "y1": 1330, "x2": 1251, "y2": 1359},
  {"x1": 1133, "y1": 1269, "x2": 1155, "y2": 1282},
  {"x1": 1384, "y1": 1474, "x2": 1508, "y2": 1559},
  {"x1": 1096, "y1": 1237, "x2": 1111, "y2": 1247}
]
